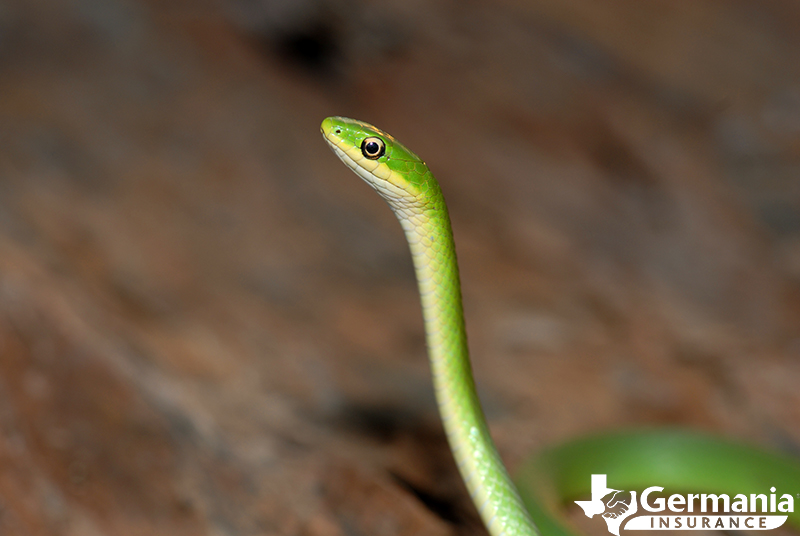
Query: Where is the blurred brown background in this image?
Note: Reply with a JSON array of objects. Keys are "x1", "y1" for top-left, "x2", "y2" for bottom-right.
[{"x1": 1, "y1": 0, "x2": 799, "y2": 535}]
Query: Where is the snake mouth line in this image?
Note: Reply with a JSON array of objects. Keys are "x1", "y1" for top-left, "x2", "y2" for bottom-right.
[{"x1": 322, "y1": 133, "x2": 412, "y2": 205}]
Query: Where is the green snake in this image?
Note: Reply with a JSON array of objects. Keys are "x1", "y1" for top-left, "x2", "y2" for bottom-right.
[{"x1": 320, "y1": 116, "x2": 800, "y2": 536}]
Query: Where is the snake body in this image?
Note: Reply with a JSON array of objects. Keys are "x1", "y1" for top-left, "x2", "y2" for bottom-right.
[{"x1": 320, "y1": 116, "x2": 800, "y2": 536}]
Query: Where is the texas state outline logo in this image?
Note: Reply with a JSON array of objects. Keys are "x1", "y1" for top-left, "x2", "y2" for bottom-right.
[{"x1": 575, "y1": 474, "x2": 794, "y2": 535}]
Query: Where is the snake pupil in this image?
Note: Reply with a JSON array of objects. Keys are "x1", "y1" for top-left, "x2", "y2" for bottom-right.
[{"x1": 361, "y1": 137, "x2": 385, "y2": 160}]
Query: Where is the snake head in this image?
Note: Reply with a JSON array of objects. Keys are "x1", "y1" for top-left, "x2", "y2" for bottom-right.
[{"x1": 321, "y1": 116, "x2": 438, "y2": 209}]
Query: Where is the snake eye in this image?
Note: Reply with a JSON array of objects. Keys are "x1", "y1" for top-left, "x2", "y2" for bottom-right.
[{"x1": 361, "y1": 137, "x2": 385, "y2": 160}]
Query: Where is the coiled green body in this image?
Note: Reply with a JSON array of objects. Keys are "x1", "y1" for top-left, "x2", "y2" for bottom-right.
[{"x1": 321, "y1": 116, "x2": 800, "y2": 536}]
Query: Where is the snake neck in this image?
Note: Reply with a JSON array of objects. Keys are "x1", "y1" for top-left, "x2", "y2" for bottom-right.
[{"x1": 389, "y1": 191, "x2": 539, "y2": 536}]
